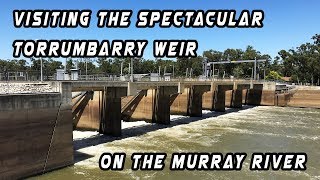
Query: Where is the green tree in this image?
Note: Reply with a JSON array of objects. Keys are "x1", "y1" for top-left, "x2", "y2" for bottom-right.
[
  {"x1": 78, "y1": 58, "x2": 97, "y2": 75},
  {"x1": 266, "y1": 71, "x2": 282, "y2": 81}
]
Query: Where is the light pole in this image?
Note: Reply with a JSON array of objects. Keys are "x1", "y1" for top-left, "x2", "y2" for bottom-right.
[
  {"x1": 131, "y1": 58, "x2": 133, "y2": 82},
  {"x1": 186, "y1": 68, "x2": 188, "y2": 78},
  {"x1": 120, "y1": 61, "x2": 123, "y2": 76},
  {"x1": 203, "y1": 58, "x2": 208, "y2": 78},
  {"x1": 158, "y1": 66, "x2": 161, "y2": 79},
  {"x1": 249, "y1": 67, "x2": 253, "y2": 80},
  {"x1": 40, "y1": 57, "x2": 43, "y2": 82},
  {"x1": 36, "y1": 40, "x2": 43, "y2": 82},
  {"x1": 254, "y1": 57, "x2": 257, "y2": 80},
  {"x1": 212, "y1": 64, "x2": 215, "y2": 79},
  {"x1": 173, "y1": 64, "x2": 175, "y2": 78},
  {"x1": 170, "y1": 64, "x2": 175, "y2": 79},
  {"x1": 85, "y1": 58, "x2": 88, "y2": 80}
]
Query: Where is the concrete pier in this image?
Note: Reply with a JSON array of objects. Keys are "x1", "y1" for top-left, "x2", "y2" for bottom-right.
[
  {"x1": 232, "y1": 84, "x2": 251, "y2": 108},
  {"x1": 202, "y1": 83, "x2": 250, "y2": 112},
  {"x1": 72, "y1": 87, "x2": 127, "y2": 136},
  {"x1": 153, "y1": 86, "x2": 178, "y2": 124},
  {"x1": 213, "y1": 84, "x2": 234, "y2": 112},
  {"x1": 100, "y1": 87, "x2": 127, "y2": 136},
  {"x1": 188, "y1": 85, "x2": 211, "y2": 116},
  {"x1": 246, "y1": 84, "x2": 275, "y2": 106},
  {"x1": 121, "y1": 86, "x2": 178, "y2": 124},
  {"x1": 170, "y1": 85, "x2": 210, "y2": 116}
]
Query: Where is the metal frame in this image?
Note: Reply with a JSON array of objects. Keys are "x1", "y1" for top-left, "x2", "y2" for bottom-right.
[{"x1": 204, "y1": 58, "x2": 267, "y2": 80}]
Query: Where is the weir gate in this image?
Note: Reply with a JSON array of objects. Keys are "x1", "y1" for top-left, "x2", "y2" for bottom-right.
[
  {"x1": 1, "y1": 80, "x2": 277, "y2": 179},
  {"x1": 68, "y1": 81, "x2": 275, "y2": 136}
]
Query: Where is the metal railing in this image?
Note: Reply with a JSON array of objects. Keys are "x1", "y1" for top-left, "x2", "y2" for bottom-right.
[
  {"x1": 0, "y1": 71, "x2": 55, "y2": 81},
  {"x1": 0, "y1": 71, "x2": 319, "y2": 87}
]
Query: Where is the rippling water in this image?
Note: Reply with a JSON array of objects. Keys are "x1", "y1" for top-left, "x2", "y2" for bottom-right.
[{"x1": 33, "y1": 106, "x2": 320, "y2": 180}]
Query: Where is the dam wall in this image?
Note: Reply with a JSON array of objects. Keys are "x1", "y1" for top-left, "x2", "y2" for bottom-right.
[
  {"x1": 276, "y1": 89, "x2": 320, "y2": 109},
  {"x1": 3, "y1": 81, "x2": 320, "y2": 179},
  {"x1": 287, "y1": 90, "x2": 320, "y2": 108},
  {"x1": 0, "y1": 93, "x2": 73, "y2": 179},
  {"x1": 245, "y1": 89, "x2": 276, "y2": 106},
  {"x1": 72, "y1": 82, "x2": 281, "y2": 133}
]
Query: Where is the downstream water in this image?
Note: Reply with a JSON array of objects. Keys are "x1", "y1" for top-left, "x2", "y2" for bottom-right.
[{"x1": 33, "y1": 106, "x2": 320, "y2": 179}]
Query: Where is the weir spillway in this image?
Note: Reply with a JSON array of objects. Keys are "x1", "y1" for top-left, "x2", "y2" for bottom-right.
[{"x1": 0, "y1": 80, "x2": 319, "y2": 179}]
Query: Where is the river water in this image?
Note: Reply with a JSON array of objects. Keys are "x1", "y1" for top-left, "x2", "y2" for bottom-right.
[{"x1": 33, "y1": 106, "x2": 320, "y2": 179}]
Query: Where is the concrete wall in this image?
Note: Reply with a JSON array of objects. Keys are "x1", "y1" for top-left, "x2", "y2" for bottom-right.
[
  {"x1": 73, "y1": 91, "x2": 100, "y2": 131},
  {"x1": 260, "y1": 82, "x2": 276, "y2": 91},
  {"x1": 122, "y1": 89, "x2": 154, "y2": 122},
  {"x1": 202, "y1": 91, "x2": 214, "y2": 110},
  {"x1": 275, "y1": 93, "x2": 290, "y2": 107},
  {"x1": 73, "y1": 87, "x2": 126, "y2": 136},
  {"x1": 245, "y1": 89, "x2": 275, "y2": 106},
  {"x1": 0, "y1": 94, "x2": 73, "y2": 179},
  {"x1": 170, "y1": 88, "x2": 189, "y2": 115},
  {"x1": 274, "y1": 90, "x2": 320, "y2": 108},
  {"x1": 225, "y1": 90, "x2": 233, "y2": 107},
  {"x1": 286, "y1": 90, "x2": 320, "y2": 108}
]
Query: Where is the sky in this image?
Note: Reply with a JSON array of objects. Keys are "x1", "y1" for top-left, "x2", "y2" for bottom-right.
[{"x1": 0, "y1": 0, "x2": 319, "y2": 62}]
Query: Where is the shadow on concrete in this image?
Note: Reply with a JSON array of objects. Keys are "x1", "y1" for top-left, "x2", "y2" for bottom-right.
[
  {"x1": 74, "y1": 151, "x2": 95, "y2": 164},
  {"x1": 73, "y1": 91, "x2": 93, "y2": 129},
  {"x1": 121, "y1": 90, "x2": 147, "y2": 121},
  {"x1": 247, "y1": 84, "x2": 263, "y2": 105},
  {"x1": 73, "y1": 105, "x2": 256, "y2": 152}
]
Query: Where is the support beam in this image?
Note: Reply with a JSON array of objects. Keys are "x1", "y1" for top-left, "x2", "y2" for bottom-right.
[
  {"x1": 231, "y1": 84, "x2": 251, "y2": 108},
  {"x1": 246, "y1": 84, "x2": 263, "y2": 105},
  {"x1": 122, "y1": 86, "x2": 178, "y2": 125},
  {"x1": 127, "y1": 82, "x2": 138, "y2": 96},
  {"x1": 171, "y1": 85, "x2": 210, "y2": 116},
  {"x1": 214, "y1": 85, "x2": 233, "y2": 112},
  {"x1": 153, "y1": 86, "x2": 178, "y2": 124},
  {"x1": 231, "y1": 89, "x2": 243, "y2": 108},
  {"x1": 188, "y1": 85, "x2": 211, "y2": 116},
  {"x1": 100, "y1": 87, "x2": 127, "y2": 136}
]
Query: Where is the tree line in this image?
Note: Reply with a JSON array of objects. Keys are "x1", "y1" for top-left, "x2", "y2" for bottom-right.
[{"x1": 0, "y1": 34, "x2": 319, "y2": 84}]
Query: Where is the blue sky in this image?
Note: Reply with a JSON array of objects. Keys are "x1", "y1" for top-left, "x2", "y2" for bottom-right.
[{"x1": 0, "y1": 0, "x2": 319, "y2": 61}]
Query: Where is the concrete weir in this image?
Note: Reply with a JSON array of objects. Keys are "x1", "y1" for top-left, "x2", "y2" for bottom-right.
[
  {"x1": 0, "y1": 93, "x2": 73, "y2": 179},
  {"x1": 171, "y1": 85, "x2": 210, "y2": 116},
  {"x1": 66, "y1": 80, "x2": 277, "y2": 131},
  {"x1": 72, "y1": 87, "x2": 127, "y2": 136},
  {"x1": 1, "y1": 80, "x2": 280, "y2": 178}
]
